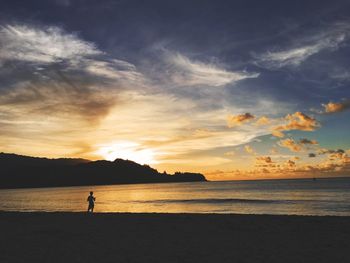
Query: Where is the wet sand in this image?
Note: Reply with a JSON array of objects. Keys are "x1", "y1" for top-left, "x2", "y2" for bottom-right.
[{"x1": 0, "y1": 212, "x2": 349, "y2": 263}]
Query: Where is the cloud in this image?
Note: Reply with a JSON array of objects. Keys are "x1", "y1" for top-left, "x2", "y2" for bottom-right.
[
  {"x1": 254, "y1": 23, "x2": 349, "y2": 69},
  {"x1": 0, "y1": 24, "x2": 144, "y2": 83},
  {"x1": 206, "y1": 148, "x2": 350, "y2": 180},
  {"x1": 227, "y1": 113, "x2": 255, "y2": 127},
  {"x1": 342, "y1": 155, "x2": 350, "y2": 164},
  {"x1": 278, "y1": 138, "x2": 303, "y2": 152},
  {"x1": 299, "y1": 138, "x2": 318, "y2": 145},
  {"x1": 255, "y1": 41, "x2": 342, "y2": 69},
  {"x1": 256, "y1": 116, "x2": 270, "y2": 125},
  {"x1": 0, "y1": 23, "x2": 145, "y2": 124},
  {"x1": 255, "y1": 156, "x2": 276, "y2": 170},
  {"x1": 84, "y1": 59, "x2": 144, "y2": 82},
  {"x1": 318, "y1": 148, "x2": 345, "y2": 155},
  {"x1": 0, "y1": 81, "x2": 117, "y2": 124},
  {"x1": 272, "y1": 112, "x2": 319, "y2": 137},
  {"x1": 0, "y1": 24, "x2": 101, "y2": 65},
  {"x1": 271, "y1": 130, "x2": 285, "y2": 138},
  {"x1": 329, "y1": 69, "x2": 350, "y2": 81},
  {"x1": 282, "y1": 112, "x2": 319, "y2": 131},
  {"x1": 285, "y1": 159, "x2": 296, "y2": 168},
  {"x1": 322, "y1": 100, "x2": 350, "y2": 113},
  {"x1": 256, "y1": 45, "x2": 322, "y2": 68},
  {"x1": 327, "y1": 150, "x2": 346, "y2": 161},
  {"x1": 278, "y1": 137, "x2": 318, "y2": 153},
  {"x1": 166, "y1": 53, "x2": 259, "y2": 87},
  {"x1": 256, "y1": 156, "x2": 273, "y2": 163}
]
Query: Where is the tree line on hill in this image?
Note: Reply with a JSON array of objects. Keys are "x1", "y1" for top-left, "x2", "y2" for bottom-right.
[{"x1": 0, "y1": 153, "x2": 207, "y2": 189}]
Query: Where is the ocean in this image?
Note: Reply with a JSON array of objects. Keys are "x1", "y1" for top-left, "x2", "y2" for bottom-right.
[{"x1": 0, "y1": 177, "x2": 349, "y2": 216}]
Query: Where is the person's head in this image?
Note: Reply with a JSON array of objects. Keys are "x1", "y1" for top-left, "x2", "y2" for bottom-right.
[{"x1": 90, "y1": 191, "x2": 93, "y2": 195}]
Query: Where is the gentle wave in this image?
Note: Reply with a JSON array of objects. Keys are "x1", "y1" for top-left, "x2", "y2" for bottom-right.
[
  {"x1": 134, "y1": 198, "x2": 281, "y2": 204},
  {"x1": 133, "y1": 198, "x2": 348, "y2": 205}
]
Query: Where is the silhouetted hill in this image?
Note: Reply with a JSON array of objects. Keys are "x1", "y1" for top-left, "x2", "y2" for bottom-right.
[{"x1": 0, "y1": 153, "x2": 207, "y2": 189}]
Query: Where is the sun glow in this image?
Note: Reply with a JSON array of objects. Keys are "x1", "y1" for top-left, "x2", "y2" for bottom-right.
[{"x1": 96, "y1": 141, "x2": 158, "y2": 165}]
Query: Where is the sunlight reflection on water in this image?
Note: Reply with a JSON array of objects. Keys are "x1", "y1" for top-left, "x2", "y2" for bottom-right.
[{"x1": 1, "y1": 178, "x2": 350, "y2": 216}]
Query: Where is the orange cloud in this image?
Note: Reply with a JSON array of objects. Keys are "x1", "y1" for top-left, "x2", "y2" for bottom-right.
[
  {"x1": 256, "y1": 116, "x2": 270, "y2": 125},
  {"x1": 342, "y1": 155, "x2": 350, "y2": 164},
  {"x1": 278, "y1": 138, "x2": 303, "y2": 152},
  {"x1": 256, "y1": 156, "x2": 273, "y2": 163},
  {"x1": 323, "y1": 100, "x2": 350, "y2": 113},
  {"x1": 271, "y1": 129, "x2": 285, "y2": 138},
  {"x1": 318, "y1": 148, "x2": 345, "y2": 155},
  {"x1": 204, "y1": 156, "x2": 350, "y2": 180},
  {"x1": 272, "y1": 112, "x2": 319, "y2": 137},
  {"x1": 285, "y1": 159, "x2": 296, "y2": 168},
  {"x1": 255, "y1": 156, "x2": 275, "y2": 170},
  {"x1": 328, "y1": 150, "x2": 346, "y2": 160},
  {"x1": 278, "y1": 137, "x2": 318, "y2": 153},
  {"x1": 227, "y1": 113, "x2": 255, "y2": 127}
]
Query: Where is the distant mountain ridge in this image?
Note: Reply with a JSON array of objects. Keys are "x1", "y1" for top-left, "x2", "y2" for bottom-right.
[{"x1": 0, "y1": 153, "x2": 207, "y2": 189}]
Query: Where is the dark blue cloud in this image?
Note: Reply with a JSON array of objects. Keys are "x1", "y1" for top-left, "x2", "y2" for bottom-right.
[{"x1": 1, "y1": 0, "x2": 350, "y2": 114}]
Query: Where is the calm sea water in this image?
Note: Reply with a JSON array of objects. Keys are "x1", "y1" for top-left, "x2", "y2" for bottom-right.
[{"x1": 0, "y1": 177, "x2": 349, "y2": 216}]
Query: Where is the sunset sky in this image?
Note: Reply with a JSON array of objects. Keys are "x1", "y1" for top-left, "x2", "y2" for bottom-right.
[{"x1": 1, "y1": 0, "x2": 350, "y2": 180}]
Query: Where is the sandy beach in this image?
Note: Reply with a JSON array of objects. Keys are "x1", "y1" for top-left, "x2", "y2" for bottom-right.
[{"x1": 0, "y1": 212, "x2": 349, "y2": 263}]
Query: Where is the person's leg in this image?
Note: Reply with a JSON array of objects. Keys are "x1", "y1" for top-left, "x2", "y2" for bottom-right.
[{"x1": 91, "y1": 205, "x2": 94, "y2": 213}]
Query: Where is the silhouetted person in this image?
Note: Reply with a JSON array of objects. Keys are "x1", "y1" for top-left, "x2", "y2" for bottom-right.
[{"x1": 87, "y1": 191, "x2": 96, "y2": 213}]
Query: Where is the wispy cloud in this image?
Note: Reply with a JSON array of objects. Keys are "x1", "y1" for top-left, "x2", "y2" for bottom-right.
[
  {"x1": 254, "y1": 22, "x2": 350, "y2": 69},
  {"x1": 0, "y1": 81, "x2": 117, "y2": 124},
  {"x1": 0, "y1": 24, "x2": 101, "y2": 65},
  {"x1": 165, "y1": 53, "x2": 259, "y2": 87},
  {"x1": 0, "y1": 23, "x2": 145, "y2": 124},
  {"x1": 84, "y1": 59, "x2": 143, "y2": 82}
]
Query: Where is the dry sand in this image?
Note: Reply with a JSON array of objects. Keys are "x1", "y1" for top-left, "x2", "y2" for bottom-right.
[{"x1": 0, "y1": 212, "x2": 349, "y2": 263}]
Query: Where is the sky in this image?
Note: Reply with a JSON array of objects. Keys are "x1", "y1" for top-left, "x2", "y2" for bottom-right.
[{"x1": 1, "y1": 0, "x2": 350, "y2": 180}]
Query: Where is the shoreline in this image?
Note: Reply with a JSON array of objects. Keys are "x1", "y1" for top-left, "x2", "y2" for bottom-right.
[{"x1": 1, "y1": 212, "x2": 349, "y2": 262}]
